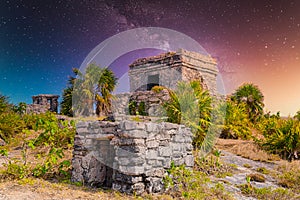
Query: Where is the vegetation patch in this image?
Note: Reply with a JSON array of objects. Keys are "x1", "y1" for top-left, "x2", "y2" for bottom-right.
[
  {"x1": 164, "y1": 162, "x2": 234, "y2": 199},
  {"x1": 238, "y1": 184, "x2": 296, "y2": 200}
]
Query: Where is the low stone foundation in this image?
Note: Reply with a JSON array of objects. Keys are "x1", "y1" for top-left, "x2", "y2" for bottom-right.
[{"x1": 71, "y1": 120, "x2": 194, "y2": 194}]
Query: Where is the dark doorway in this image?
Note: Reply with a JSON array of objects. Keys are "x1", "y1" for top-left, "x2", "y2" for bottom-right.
[{"x1": 147, "y1": 74, "x2": 159, "y2": 90}]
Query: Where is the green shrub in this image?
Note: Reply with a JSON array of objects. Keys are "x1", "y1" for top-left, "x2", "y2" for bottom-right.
[
  {"x1": 220, "y1": 100, "x2": 251, "y2": 139},
  {"x1": 239, "y1": 184, "x2": 295, "y2": 199},
  {"x1": 0, "y1": 112, "x2": 26, "y2": 142},
  {"x1": 164, "y1": 162, "x2": 233, "y2": 199},
  {"x1": 261, "y1": 119, "x2": 300, "y2": 160}
]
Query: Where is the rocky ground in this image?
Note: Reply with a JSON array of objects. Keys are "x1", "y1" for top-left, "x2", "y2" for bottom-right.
[{"x1": 0, "y1": 139, "x2": 299, "y2": 200}]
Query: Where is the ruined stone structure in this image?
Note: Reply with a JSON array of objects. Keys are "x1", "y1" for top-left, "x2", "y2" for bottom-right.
[
  {"x1": 71, "y1": 49, "x2": 219, "y2": 194},
  {"x1": 128, "y1": 49, "x2": 218, "y2": 95},
  {"x1": 72, "y1": 120, "x2": 193, "y2": 194},
  {"x1": 26, "y1": 94, "x2": 59, "y2": 114}
]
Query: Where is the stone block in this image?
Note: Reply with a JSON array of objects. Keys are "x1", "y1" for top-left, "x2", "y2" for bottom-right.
[
  {"x1": 146, "y1": 177, "x2": 165, "y2": 193},
  {"x1": 114, "y1": 173, "x2": 143, "y2": 184},
  {"x1": 147, "y1": 159, "x2": 163, "y2": 167},
  {"x1": 146, "y1": 140, "x2": 159, "y2": 148},
  {"x1": 118, "y1": 166, "x2": 145, "y2": 176},
  {"x1": 184, "y1": 155, "x2": 194, "y2": 167},
  {"x1": 112, "y1": 138, "x2": 145, "y2": 146},
  {"x1": 145, "y1": 168, "x2": 165, "y2": 177},
  {"x1": 120, "y1": 120, "x2": 145, "y2": 130},
  {"x1": 162, "y1": 158, "x2": 171, "y2": 168},
  {"x1": 164, "y1": 122, "x2": 179, "y2": 129},
  {"x1": 158, "y1": 147, "x2": 172, "y2": 157},
  {"x1": 76, "y1": 127, "x2": 89, "y2": 134},
  {"x1": 146, "y1": 149, "x2": 158, "y2": 159},
  {"x1": 173, "y1": 134, "x2": 185, "y2": 143},
  {"x1": 127, "y1": 130, "x2": 148, "y2": 138},
  {"x1": 145, "y1": 122, "x2": 160, "y2": 133},
  {"x1": 186, "y1": 143, "x2": 193, "y2": 151},
  {"x1": 132, "y1": 182, "x2": 145, "y2": 195},
  {"x1": 117, "y1": 157, "x2": 145, "y2": 166},
  {"x1": 76, "y1": 121, "x2": 87, "y2": 128}
]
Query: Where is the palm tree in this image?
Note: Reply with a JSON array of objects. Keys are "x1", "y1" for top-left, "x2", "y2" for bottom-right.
[
  {"x1": 61, "y1": 68, "x2": 79, "y2": 116},
  {"x1": 231, "y1": 83, "x2": 264, "y2": 123},
  {"x1": 95, "y1": 68, "x2": 117, "y2": 116},
  {"x1": 66, "y1": 64, "x2": 117, "y2": 117},
  {"x1": 294, "y1": 110, "x2": 300, "y2": 121},
  {"x1": 72, "y1": 64, "x2": 103, "y2": 117}
]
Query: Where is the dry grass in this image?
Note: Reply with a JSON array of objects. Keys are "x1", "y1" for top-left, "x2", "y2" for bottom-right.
[
  {"x1": 0, "y1": 178, "x2": 134, "y2": 200},
  {"x1": 275, "y1": 160, "x2": 300, "y2": 191},
  {"x1": 215, "y1": 138, "x2": 280, "y2": 162}
]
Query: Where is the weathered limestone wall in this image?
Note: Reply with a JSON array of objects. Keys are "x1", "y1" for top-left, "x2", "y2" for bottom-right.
[
  {"x1": 111, "y1": 89, "x2": 170, "y2": 118},
  {"x1": 71, "y1": 121, "x2": 117, "y2": 187},
  {"x1": 71, "y1": 120, "x2": 194, "y2": 194},
  {"x1": 129, "y1": 89, "x2": 170, "y2": 117},
  {"x1": 128, "y1": 49, "x2": 218, "y2": 95},
  {"x1": 26, "y1": 104, "x2": 49, "y2": 114},
  {"x1": 111, "y1": 93, "x2": 131, "y2": 120}
]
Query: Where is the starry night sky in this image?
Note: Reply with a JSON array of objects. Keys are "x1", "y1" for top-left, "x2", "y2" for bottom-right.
[{"x1": 1, "y1": 0, "x2": 300, "y2": 116}]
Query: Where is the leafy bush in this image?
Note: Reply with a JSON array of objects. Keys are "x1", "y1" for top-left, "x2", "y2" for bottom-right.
[
  {"x1": 0, "y1": 112, "x2": 75, "y2": 181},
  {"x1": 220, "y1": 100, "x2": 251, "y2": 139},
  {"x1": 261, "y1": 119, "x2": 300, "y2": 160},
  {"x1": 0, "y1": 112, "x2": 26, "y2": 142}
]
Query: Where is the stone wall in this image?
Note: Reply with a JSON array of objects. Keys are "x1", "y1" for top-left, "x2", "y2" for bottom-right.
[
  {"x1": 111, "y1": 89, "x2": 170, "y2": 119},
  {"x1": 71, "y1": 120, "x2": 194, "y2": 194},
  {"x1": 26, "y1": 104, "x2": 49, "y2": 114},
  {"x1": 128, "y1": 89, "x2": 170, "y2": 117}
]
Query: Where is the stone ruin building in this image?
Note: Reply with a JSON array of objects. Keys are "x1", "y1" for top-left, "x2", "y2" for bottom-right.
[
  {"x1": 128, "y1": 48, "x2": 218, "y2": 95},
  {"x1": 71, "y1": 49, "x2": 219, "y2": 194},
  {"x1": 26, "y1": 94, "x2": 59, "y2": 114}
]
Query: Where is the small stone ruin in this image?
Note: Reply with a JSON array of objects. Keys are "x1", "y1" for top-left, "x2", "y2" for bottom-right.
[
  {"x1": 72, "y1": 120, "x2": 193, "y2": 194},
  {"x1": 26, "y1": 94, "x2": 59, "y2": 114},
  {"x1": 71, "y1": 49, "x2": 219, "y2": 194}
]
